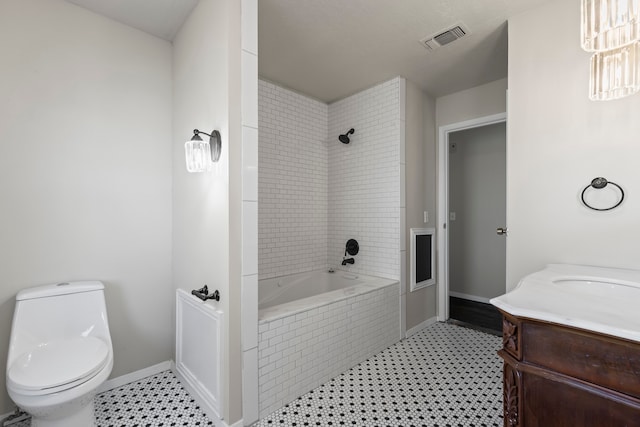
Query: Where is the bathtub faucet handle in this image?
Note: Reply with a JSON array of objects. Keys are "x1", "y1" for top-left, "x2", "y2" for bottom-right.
[{"x1": 342, "y1": 239, "x2": 359, "y2": 266}]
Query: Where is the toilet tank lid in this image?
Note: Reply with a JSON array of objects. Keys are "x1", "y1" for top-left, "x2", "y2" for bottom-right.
[{"x1": 16, "y1": 281, "x2": 104, "y2": 301}]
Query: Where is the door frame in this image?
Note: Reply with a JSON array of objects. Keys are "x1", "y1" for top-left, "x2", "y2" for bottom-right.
[{"x1": 437, "y1": 112, "x2": 507, "y2": 322}]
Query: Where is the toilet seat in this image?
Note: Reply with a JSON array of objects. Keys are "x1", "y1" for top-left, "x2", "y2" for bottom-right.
[{"x1": 7, "y1": 336, "x2": 109, "y2": 396}]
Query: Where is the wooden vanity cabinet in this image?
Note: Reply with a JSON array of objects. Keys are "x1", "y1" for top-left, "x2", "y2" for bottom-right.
[{"x1": 498, "y1": 311, "x2": 640, "y2": 427}]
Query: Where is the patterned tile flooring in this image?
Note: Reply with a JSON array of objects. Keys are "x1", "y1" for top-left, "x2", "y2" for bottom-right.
[
  {"x1": 7, "y1": 322, "x2": 502, "y2": 427},
  {"x1": 94, "y1": 372, "x2": 214, "y2": 426},
  {"x1": 255, "y1": 322, "x2": 503, "y2": 427},
  {"x1": 7, "y1": 371, "x2": 213, "y2": 427}
]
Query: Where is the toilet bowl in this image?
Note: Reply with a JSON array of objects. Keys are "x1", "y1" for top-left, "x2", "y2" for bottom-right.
[{"x1": 6, "y1": 281, "x2": 113, "y2": 427}]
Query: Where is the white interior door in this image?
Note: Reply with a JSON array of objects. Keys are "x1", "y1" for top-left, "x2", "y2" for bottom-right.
[
  {"x1": 448, "y1": 122, "x2": 506, "y2": 303},
  {"x1": 437, "y1": 113, "x2": 507, "y2": 321}
]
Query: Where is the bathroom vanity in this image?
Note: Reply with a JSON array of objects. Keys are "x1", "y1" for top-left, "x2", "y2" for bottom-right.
[{"x1": 491, "y1": 264, "x2": 640, "y2": 427}]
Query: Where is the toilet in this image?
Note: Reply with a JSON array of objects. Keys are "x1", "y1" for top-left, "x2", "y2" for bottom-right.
[{"x1": 6, "y1": 281, "x2": 113, "y2": 427}]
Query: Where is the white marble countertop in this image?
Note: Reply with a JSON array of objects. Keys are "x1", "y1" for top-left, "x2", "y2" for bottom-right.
[{"x1": 490, "y1": 264, "x2": 640, "y2": 343}]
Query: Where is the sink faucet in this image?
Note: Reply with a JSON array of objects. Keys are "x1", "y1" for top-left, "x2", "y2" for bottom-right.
[{"x1": 341, "y1": 257, "x2": 354, "y2": 266}]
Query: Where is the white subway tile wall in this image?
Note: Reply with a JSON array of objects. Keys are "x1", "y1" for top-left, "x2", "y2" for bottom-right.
[
  {"x1": 258, "y1": 80, "x2": 329, "y2": 279},
  {"x1": 328, "y1": 78, "x2": 402, "y2": 279},
  {"x1": 257, "y1": 79, "x2": 404, "y2": 420},
  {"x1": 258, "y1": 78, "x2": 402, "y2": 281},
  {"x1": 257, "y1": 283, "x2": 400, "y2": 418}
]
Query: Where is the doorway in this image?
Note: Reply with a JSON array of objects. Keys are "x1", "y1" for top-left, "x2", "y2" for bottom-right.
[{"x1": 437, "y1": 114, "x2": 507, "y2": 332}]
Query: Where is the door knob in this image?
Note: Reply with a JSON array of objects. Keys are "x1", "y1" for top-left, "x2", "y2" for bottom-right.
[{"x1": 496, "y1": 227, "x2": 508, "y2": 236}]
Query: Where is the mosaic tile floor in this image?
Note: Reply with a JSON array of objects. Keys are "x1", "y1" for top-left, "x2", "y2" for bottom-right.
[
  {"x1": 6, "y1": 371, "x2": 213, "y2": 427},
  {"x1": 255, "y1": 322, "x2": 503, "y2": 427},
  {"x1": 95, "y1": 371, "x2": 213, "y2": 426},
  {"x1": 6, "y1": 322, "x2": 502, "y2": 427}
]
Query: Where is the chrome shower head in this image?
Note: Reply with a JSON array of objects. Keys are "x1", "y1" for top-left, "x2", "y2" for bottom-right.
[{"x1": 339, "y1": 128, "x2": 355, "y2": 144}]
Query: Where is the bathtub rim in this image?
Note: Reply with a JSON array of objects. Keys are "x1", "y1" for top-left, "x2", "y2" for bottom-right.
[{"x1": 258, "y1": 270, "x2": 399, "y2": 323}]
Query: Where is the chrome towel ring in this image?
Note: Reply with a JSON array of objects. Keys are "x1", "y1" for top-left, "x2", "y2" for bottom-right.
[{"x1": 581, "y1": 177, "x2": 624, "y2": 211}]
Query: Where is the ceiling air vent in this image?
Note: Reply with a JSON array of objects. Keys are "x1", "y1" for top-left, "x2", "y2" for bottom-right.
[{"x1": 420, "y1": 23, "x2": 470, "y2": 51}]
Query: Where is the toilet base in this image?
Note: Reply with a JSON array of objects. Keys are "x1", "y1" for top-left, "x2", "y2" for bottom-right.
[
  {"x1": 8, "y1": 359, "x2": 111, "y2": 427},
  {"x1": 29, "y1": 401, "x2": 95, "y2": 427}
]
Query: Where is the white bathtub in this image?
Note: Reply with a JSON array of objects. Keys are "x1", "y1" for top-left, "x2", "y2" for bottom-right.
[
  {"x1": 257, "y1": 269, "x2": 400, "y2": 417},
  {"x1": 258, "y1": 269, "x2": 397, "y2": 321}
]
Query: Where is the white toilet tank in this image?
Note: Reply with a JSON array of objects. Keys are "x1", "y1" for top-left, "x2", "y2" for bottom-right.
[{"x1": 7, "y1": 281, "x2": 113, "y2": 370}]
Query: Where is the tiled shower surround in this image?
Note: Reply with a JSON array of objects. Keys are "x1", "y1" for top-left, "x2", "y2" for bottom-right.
[
  {"x1": 328, "y1": 79, "x2": 401, "y2": 278},
  {"x1": 258, "y1": 81, "x2": 329, "y2": 279},
  {"x1": 258, "y1": 78, "x2": 402, "y2": 280},
  {"x1": 257, "y1": 78, "x2": 404, "y2": 419},
  {"x1": 257, "y1": 282, "x2": 400, "y2": 418}
]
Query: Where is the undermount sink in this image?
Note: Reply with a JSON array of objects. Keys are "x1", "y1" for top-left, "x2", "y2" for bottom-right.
[
  {"x1": 552, "y1": 277, "x2": 640, "y2": 299},
  {"x1": 490, "y1": 264, "x2": 640, "y2": 343}
]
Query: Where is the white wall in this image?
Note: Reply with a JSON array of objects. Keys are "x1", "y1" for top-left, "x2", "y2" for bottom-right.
[
  {"x1": 258, "y1": 80, "x2": 328, "y2": 279},
  {"x1": 449, "y1": 123, "x2": 506, "y2": 299},
  {"x1": 0, "y1": 0, "x2": 173, "y2": 414},
  {"x1": 507, "y1": 0, "x2": 640, "y2": 287},
  {"x1": 405, "y1": 80, "x2": 438, "y2": 330},
  {"x1": 172, "y1": 0, "x2": 245, "y2": 423},
  {"x1": 436, "y1": 78, "x2": 507, "y2": 128},
  {"x1": 328, "y1": 78, "x2": 402, "y2": 279},
  {"x1": 431, "y1": 79, "x2": 507, "y2": 318}
]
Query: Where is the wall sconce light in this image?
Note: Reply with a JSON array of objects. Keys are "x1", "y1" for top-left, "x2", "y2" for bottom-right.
[
  {"x1": 184, "y1": 129, "x2": 221, "y2": 173},
  {"x1": 581, "y1": 0, "x2": 640, "y2": 100}
]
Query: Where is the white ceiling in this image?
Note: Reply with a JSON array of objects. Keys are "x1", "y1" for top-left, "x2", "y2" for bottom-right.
[
  {"x1": 64, "y1": 0, "x2": 553, "y2": 103},
  {"x1": 64, "y1": 0, "x2": 199, "y2": 41},
  {"x1": 259, "y1": 0, "x2": 554, "y2": 102}
]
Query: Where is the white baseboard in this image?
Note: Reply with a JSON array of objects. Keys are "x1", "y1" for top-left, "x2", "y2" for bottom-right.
[
  {"x1": 449, "y1": 291, "x2": 492, "y2": 304},
  {"x1": 405, "y1": 316, "x2": 438, "y2": 337},
  {"x1": 97, "y1": 360, "x2": 172, "y2": 394}
]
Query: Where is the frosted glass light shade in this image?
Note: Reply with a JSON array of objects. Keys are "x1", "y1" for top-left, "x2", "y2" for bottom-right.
[
  {"x1": 582, "y1": 0, "x2": 640, "y2": 51},
  {"x1": 589, "y1": 41, "x2": 640, "y2": 100},
  {"x1": 185, "y1": 138, "x2": 213, "y2": 172}
]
